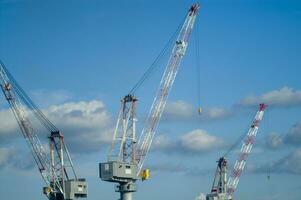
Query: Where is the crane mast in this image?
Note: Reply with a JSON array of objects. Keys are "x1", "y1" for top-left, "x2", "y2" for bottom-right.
[
  {"x1": 211, "y1": 157, "x2": 228, "y2": 194},
  {"x1": 100, "y1": 4, "x2": 200, "y2": 200},
  {"x1": 108, "y1": 94, "x2": 138, "y2": 163},
  {"x1": 206, "y1": 157, "x2": 228, "y2": 200},
  {"x1": 0, "y1": 61, "x2": 87, "y2": 200}
]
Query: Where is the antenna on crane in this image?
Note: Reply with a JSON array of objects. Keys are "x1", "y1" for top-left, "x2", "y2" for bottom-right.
[
  {"x1": 0, "y1": 61, "x2": 87, "y2": 200},
  {"x1": 99, "y1": 4, "x2": 200, "y2": 200}
]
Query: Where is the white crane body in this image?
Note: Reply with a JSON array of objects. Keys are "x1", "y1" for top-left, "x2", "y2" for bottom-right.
[
  {"x1": 99, "y1": 4, "x2": 200, "y2": 200},
  {"x1": 137, "y1": 4, "x2": 199, "y2": 173}
]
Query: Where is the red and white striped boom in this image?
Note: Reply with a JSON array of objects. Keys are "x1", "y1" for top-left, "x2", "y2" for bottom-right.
[{"x1": 226, "y1": 103, "x2": 267, "y2": 199}]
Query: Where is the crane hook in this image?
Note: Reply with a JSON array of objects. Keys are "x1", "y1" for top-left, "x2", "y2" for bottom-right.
[{"x1": 198, "y1": 107, "x2": 202, "y2": 115}]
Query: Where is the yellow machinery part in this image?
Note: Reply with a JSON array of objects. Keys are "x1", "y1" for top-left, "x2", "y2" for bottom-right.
[
  {"x1": 43, "y1": 187, "x2": 52, "y2": 195},
  {"x1": 198, "y1": 107, "x2": 202, "y2": 114},
  {"x1": 140, "y1": 169, "x2": 150, "y2": 181}
]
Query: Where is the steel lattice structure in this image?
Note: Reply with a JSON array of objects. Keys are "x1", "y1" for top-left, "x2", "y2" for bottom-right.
[
  {"x1": 0, "y1": 61, "x2": 87, "y2": 200},
  {"x1": 226, "y1": 103, "x2": 267, "y2": 199},
  {"x1": 136, "y1": 4, "x2": 200, "y2": 174},
  {"x1": 101, "y1": 4, "x2": 200, "y2": 200}
]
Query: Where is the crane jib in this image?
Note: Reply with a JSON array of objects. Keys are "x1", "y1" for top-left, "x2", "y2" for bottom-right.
[
  {"x1": 226, "y1": 103, "x2": 267, "y2": 199},
  {"x1": 136, "y1": 4, "x2": 200, "y2": 174}
]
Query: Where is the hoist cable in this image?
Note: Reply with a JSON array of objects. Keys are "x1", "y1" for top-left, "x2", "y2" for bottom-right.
[
  {"x1": 128, "y1": 16, "x2": 187, "y2": 95},
  {"x1": 194, "y1": 15, "x2": 201, "y2": 108},
  {"x1": 0, "y1": 63, "x2": 58, "y2": 132}
]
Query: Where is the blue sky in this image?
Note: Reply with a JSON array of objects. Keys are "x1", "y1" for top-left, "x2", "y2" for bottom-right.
[{"x1": 0, "y1": 0, "x2": 301, "y2": 200}]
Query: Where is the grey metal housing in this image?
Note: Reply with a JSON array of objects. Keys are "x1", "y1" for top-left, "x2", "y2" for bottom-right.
[
  {"x1": 64, "y1": 179, "x2": 88, "y2": 200},
  {"x1": 99, "y1": 161, "x2": 138, "y2": 183}
]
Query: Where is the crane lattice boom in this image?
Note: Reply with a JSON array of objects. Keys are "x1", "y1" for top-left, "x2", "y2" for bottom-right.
[
  {"x1": 136, "y1": 4, "x2": 200, "y2": 173},
  {"x1": 0, "y1": 64, "x2": 53, "y2": 187},
  {"x1": 0, "y1": 61, "x2": 87, "y2": 200},
  {"x1": 226, "y1": 103, "x2": 267, "y2": 199}
]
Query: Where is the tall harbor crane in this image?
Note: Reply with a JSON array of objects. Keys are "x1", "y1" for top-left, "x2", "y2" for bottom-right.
[
  {"x1": 206, "y1": 103, "x2": 267, "y2": 200},
  {"x1": 99, "y1": 4, "x2": 200, "y2": 200},
  {"x1": 0, "y1": 61, "x2": 87, "y2": 200}
]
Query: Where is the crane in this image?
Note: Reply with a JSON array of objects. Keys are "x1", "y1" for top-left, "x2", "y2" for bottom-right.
[
  {"x1": 206, "y1": 103, "x2": 267, "y2": 200},
  {"x1": 0, "y1": 61, "x2": 87, "y2": 200},
  {"x1": 99, "y1": 4, "x2": 200, "y2": 200},
  {"x1": 208, "y1": 157, "x2": 228, "y2": 200}
]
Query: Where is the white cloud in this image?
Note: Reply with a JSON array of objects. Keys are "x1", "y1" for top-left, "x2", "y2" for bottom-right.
[
  {"x1": 284, "y1": 122, "x2": 301, "y2": 146},
  {"x1": 0, "y1": 100, "x2": 114, "y2": 154},
  {"x1": 276, "y1": 149, "x2": 301, "y2": 174},
  {"x1": 0, "y1": 109, "x2": 19, "y2": 137},
  {"x1": 265, "y1": 121, "x2": 301, "y2": 150},
  {"x1": 251, "y1": 149, "x2": 301, "y2": 175},
  {"x1": 153, "y1": 129, "x2": 225, "y2": 154},
  {"x1": 0, "y1": 147, "x2": 34, "y2": 170},
  {"x1": 30, "y1": 89, "x2": 72, "y2": 107},
  {"x1": 152, "y1": 135, "x2": 174, "y2": 151},
  {"x1": 0, "y1": 147, "x2": 16, "y2": 168},
  {"x1": 163, "y1": 100, "x2": 194, "y2": 120},
  {"x1": 179, "y1": 129, "x2": 225, "y2": 153},
  {"x1": 45, "y1": 100, "x2": 113, "y2": 153},
  {"x1": 163, "y1": 100, "x2": 231, "y2": 122},
  {"x1": 265, "y1": 133, "x2": 284, "y2": 149},
  {"x1": 240, "y1": 87, "x2": 301, "y2": 107},
  {"x1": 46, "y1": 100, "x2": 111, "y2": 130},
  {"x1": 202, "y1": 107, "x2": 231, "y2": 120}
]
